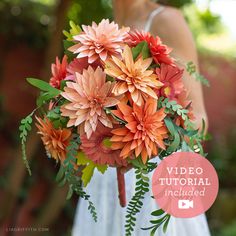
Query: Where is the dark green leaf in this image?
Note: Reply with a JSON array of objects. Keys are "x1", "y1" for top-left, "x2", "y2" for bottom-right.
[
  {"x1": 151, "y1": 209, "x2": 165, "y2": 216},
  {"x1": 163, "y1": 215, "x2": 171, "y2": 233}
]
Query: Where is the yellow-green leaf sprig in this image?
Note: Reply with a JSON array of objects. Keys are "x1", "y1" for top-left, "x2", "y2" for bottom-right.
[
  {"x1": 77, "y1": 152, "x2": 108, "y2": 187},
  {"x1": 63, "y1": 21, "x2": 82, "y2": 41}
]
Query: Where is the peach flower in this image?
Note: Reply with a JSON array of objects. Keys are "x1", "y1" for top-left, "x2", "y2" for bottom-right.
[
  {"x1": 69, "y1": 19, "x2": 129, "y2": 63},
  {"x1": 61, "y1": 66, "x2": 121, "y2": 138},
  {"x1": 105, "y1": 45, "x2": 163, "y2": 106}
]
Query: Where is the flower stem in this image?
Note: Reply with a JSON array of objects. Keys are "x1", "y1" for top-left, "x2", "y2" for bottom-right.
[{"x1": 117, "y1": 167, "x2": 126, "y2": 207}]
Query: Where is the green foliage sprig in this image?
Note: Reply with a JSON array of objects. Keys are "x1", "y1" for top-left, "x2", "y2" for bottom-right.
[
  {"x1": 26, "y1": 78, "x2": 62, "y2": 107},
  {"x1": 160, "y1": 98, "x2": 189, "y2": 121},
  {"x1": 19, "y1": 78, "x2": 63, "y2": 175},
  {"x1": 186, "y1": 61, "x2": 210, "y2": 87},
  {"x1": 63, "y1": 20, "x2": 81, "y2": 40},
  {"x1": 142, "y1": 209, "x2": 171, "y2": 235},
  {"x1": 47, "y1": 106, "x2": 68, "y2": 129},
  {"x1": 125, "y1": 163, "x2": 150, "y2": 236},
  {"x1": 19, "y1": 110, "x2": 36, "y2": 175},
  {"x1": 56, "y1": 134, "x2": 97, "y2": 222},
  {"x1": 159, "y1": 97, "x2": 194, "y2": 129}
]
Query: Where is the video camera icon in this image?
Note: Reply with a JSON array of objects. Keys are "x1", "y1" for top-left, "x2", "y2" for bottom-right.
[{"x1": 178, "y1": 200, "x2": 193, "y2": 209}]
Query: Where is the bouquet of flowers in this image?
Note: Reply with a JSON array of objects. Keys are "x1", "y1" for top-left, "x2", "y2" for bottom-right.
[{"x1": 19, "y1": 19, "x2": 208, "y2": 235}]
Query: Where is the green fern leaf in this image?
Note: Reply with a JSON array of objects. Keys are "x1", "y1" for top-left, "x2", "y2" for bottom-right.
[{"x1": 19, "y1": 110, "x2": 36, "y2": 175}]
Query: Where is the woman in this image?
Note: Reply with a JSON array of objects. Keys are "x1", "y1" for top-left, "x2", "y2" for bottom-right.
[{"x1": 72, "y1": 0, "x2": 210, "y2": 235}]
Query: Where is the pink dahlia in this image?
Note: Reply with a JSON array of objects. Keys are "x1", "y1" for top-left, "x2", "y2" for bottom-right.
[
  {"x1": 69, "y1": 19, "x2": 130, "y2": 63},
  {"x1": 156, "y1": 63, "x2": 184, "y2": 99},
  {"x1": 80, "y1": 123, "x2": 128, "y2": 167},
  {"x1": 50, "y1": 55, "x2": 68, "y2": 89},
  {"x1": 60, "y1": 66, "x2": 122, "y2": 138},
  {"x1": 66, "y1": 57, "x2": 100, "y2": 81}
]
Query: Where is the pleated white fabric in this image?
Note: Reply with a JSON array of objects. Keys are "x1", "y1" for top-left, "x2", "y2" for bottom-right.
[{"x1": 72, "y1": 167, "x2": 211, "y2": 236}]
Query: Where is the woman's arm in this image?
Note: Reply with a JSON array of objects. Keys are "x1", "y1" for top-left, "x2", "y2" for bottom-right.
[{"x1": 151, "y1": 7, "x2": 208, "y2": 131}]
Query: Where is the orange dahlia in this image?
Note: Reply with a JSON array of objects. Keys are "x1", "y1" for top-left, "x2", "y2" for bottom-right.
[
  {"x1": 80, "y1": 123, "x2": 127, "y2": 167},
  {"x1": 36, "y1": 116, "x2": 71, "y2": 162},
  {"x1": 69, "y1": 19, "x2": 129, "y2": 63},
  {"x1": 60, "y1": 66, "x2": 122, "y2": 138},
  {"x1": 50, "y1": 55, "x2": 68, "y2": 89},
  {"x1": 105, "y1": 45, "x2": 163, "y2": 106},
  {"x1": 155, "y1": 63, "x2": 184, "y2": 99},
  {"x1": 110, "y1": 98, "x2": 167, "y2": 164}
]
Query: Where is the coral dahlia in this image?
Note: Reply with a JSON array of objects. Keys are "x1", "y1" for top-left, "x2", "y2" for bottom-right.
[
  {"x1": 149, "y1": 36, "x2": 174, "y2": 65},
  {"x1": 110, "y1": 99, "x2": 167, "y2": 163},
  {"x1": 80, "y1": 123, "x2": 127, "y2": 167},
  {"x1": 36, "y1": 116, "x2": 71, "y2": 162},
  {"x1": 50, "y1": 55, "x2": 68, "y2": 89},
  {"x1": 126, "y1": 30, "x2": 152, "y2": 47},
  {"x1": 156, "y1": 63, "x2": 184, "y2": 99},
  {"x1": 127, "y1": 30, "x2": 174, "y2": 65}
]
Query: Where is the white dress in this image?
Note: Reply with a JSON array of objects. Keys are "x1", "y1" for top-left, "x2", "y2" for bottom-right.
[{"x1": 72, "y1": 7, "x2": 211, "y2": 236}]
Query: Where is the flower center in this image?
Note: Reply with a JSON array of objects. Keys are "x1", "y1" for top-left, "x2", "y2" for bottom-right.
[
  {"x1": 137, "y1": 121, "x2": 145, "y2": 131},
  {"x1": 94, "y1": 42, "x2": 102, "y2": 48}
]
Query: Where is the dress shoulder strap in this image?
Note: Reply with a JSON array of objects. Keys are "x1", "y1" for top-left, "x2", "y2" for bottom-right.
[{"x1": 144, "y1": 6, "x2": 165, "y2": 32}]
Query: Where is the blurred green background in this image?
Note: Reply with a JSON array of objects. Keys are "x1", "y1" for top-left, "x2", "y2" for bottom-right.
[{"x1": 0, "y1": 0, "x2": 235, "y2": 235}]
